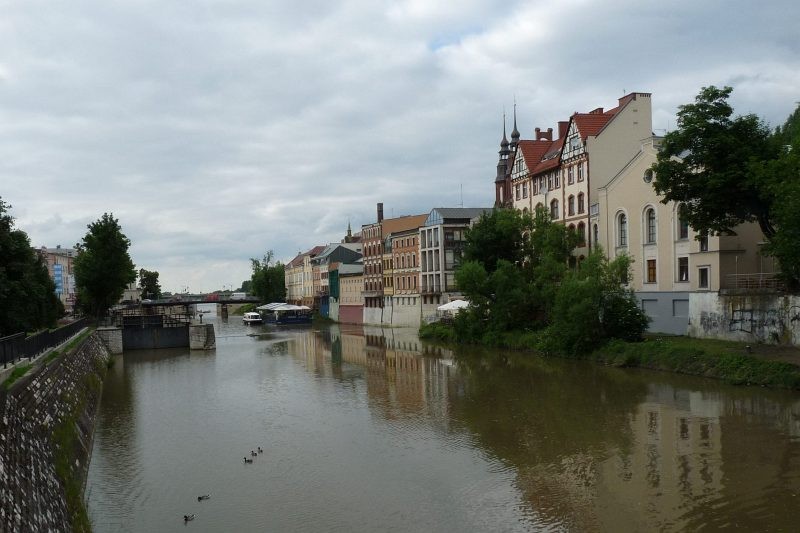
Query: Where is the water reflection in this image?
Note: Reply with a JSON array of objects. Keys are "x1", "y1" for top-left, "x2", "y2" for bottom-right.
[{"x1": 87, "y1": 320, "x2": 800, "y2": 532}]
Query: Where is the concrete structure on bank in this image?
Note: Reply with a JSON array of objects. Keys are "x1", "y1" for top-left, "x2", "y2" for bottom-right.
[{"x1": 688, "y1": 292, "x2": 800, "y2": 345}]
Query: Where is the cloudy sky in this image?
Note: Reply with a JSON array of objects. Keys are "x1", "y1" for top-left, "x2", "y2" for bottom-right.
[{"x1": 2, "y1": 0, "x2": 798, "y2": 293}]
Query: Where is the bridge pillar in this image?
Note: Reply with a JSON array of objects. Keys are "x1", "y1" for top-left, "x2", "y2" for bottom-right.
[{"x1": 189, "y1": 323, "x2": 216, "y2": 350}]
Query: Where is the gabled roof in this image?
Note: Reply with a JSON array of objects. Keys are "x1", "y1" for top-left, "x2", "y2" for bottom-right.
[
  {"x1": 572, "y1": 111, "x2": 617, "y2": 141},
  {"x1": 530, "y1": 137, "x2": 565, "y2": 175},
  {"x1": 287, "y1": 245, "x2": 326, "y2": 267},
  {"x1": 516, "y1": 140, "x2": 552, "y2": 172}
]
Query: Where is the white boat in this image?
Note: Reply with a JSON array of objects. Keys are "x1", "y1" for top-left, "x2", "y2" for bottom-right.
[{"x1": 242, "y1": 311, "x2": 263, "y2": 325}]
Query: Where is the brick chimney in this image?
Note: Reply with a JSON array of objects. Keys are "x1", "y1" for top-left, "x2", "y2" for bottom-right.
[
  {"x1": 377, "y1": 202, "x2": 384, "y2": 223},
  {"x1": 558, "y1": 121, "x2": 569, "y2": 139},
  {"x1": 534, "y1": 127, "x2": 553, "y2": 141}
]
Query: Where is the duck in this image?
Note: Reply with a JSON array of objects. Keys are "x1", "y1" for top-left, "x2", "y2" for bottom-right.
[
  {"x1": 243, "y1": 457, "x2": 253, "y2": 464},
  {"x1": 257, "y1": 446, "x2": 263, "y2": 454},
  {"x1": 184, "y1": 514, "x2": 195, "y2": 521},
  {"x1": 250, "y1": 450, "x2": 257, "y2": 457},
  {"x1": 197, "y1": 494, "x2": 210, "y2": 501}
]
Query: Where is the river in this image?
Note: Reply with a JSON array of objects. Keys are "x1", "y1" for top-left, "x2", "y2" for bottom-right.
[{"x1": 85, "y1": 314, "x2": 800, "y2": 532}]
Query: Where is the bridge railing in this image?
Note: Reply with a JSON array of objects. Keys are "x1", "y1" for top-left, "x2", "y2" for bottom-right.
[{"x1": 1, "y1": 318, "x2": 90, "y2": 369}]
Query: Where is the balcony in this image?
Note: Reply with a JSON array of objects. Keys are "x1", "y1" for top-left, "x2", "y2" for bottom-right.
[{"x1": 722, "y1": 273, "x2": 785, "y2": 292}]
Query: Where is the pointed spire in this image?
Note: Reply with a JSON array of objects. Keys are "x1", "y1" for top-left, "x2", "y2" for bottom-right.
[
  {"x1": 511, "y1": 99, "x2": 520, "y2": 144},
  {"x1": 500, "y1": 112, "x2": 509, "y2": 149}
]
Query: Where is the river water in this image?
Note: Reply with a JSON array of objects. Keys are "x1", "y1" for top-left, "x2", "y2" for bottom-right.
[{"x1": 86, "y1": 314, "x2": 800, "y2": 532}]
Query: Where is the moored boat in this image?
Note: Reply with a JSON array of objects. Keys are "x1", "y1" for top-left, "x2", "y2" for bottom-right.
[{"x1": 242, "y1": 311, "x2": 263, "y2": 325}]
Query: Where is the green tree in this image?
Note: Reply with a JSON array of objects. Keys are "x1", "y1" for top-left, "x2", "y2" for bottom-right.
[
  {"x1": 238, "y1": 280, "x2": 252, "y2": 293},
  {"x1": 653, "y1": 86, "x2": 800, "y2": 288},
  {"x1": 652, "y1": 85, "x2": 779, "y2": 238},
  {"x1": 74, "y1": 213, "x2": 136, "y2": 319},
  {"x1": 0, "y1": 198, "x2": 63, "y2": 335},
  {"x1": 138, "y1": 268, "x2": 161, "y2": 300},
  {"x1": 758, "y1": 104, "x2": 800, "y2": 288},
  {"x1": 463, "y1": 208, "x2": 532, "y2": 273},
  {"x1": 544, "y1": 252, "x2": 649, "y2": 355},
  {"x1": 250, "y1": 251, "x2": 286, "y2": 303}
]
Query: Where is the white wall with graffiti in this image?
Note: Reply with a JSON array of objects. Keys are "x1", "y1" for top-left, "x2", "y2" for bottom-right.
[{"x1": 689, "y1": 292, "x2": 800, "y2": 345}]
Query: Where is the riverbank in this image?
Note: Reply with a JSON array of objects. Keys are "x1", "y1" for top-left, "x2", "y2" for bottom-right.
[
  {"x1": 419, "y1": 323, "x2": 800, "y2": 390},
  {"x1": 0, "y1": 331, "x2": 109, "y2": 532}
]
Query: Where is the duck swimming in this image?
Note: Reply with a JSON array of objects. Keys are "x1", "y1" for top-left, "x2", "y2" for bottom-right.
[
  {"x1": 250, "y1": 450, "x2": 257, "y2": 457},
  {"x1": 197, "y1": 494, "x2": 210, "y2": 501},
  {"x1": 184, "y1": 514, "x2": 195, "y2": 521},
  {"x1": 243, "y1": 457, "x2": 253, "y2": 463},
  {"x1": 257, "y1": 447, "x2": 263, "y2": 453}
]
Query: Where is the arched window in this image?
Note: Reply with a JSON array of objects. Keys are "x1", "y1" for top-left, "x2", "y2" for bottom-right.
[
  {"x1": 577, "y1": 222, "x2": 586, "y2": 244},
  {"x1": 677, "y1": 204, "x2": 689, "y2": 240},
  {"x1": 568, "y1": 195, "x2": 575, "y2": 216},
  {"x1": 550, "y1": 199, "x2": 560, "y2": 219},
  {"x1": 617, "y1": 212, "x2": 628, "y2": 247},
  {"x1": 535, "y1": 202, "x2": 543, "y2": 212},
  {"x1": 645, "y1": 208, "x2": 656, "y2": 244},
  {"x1": 578, "y1": 193, "x2": 585, "y2": 214}
]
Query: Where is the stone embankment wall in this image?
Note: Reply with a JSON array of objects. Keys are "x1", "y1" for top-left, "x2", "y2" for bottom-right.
[
  {"x1": 689, "y1": 292, "x2": 800, "y2": 345},
  {"x1": 0, "y1": 333, "x2": 110, "y2": 532}
]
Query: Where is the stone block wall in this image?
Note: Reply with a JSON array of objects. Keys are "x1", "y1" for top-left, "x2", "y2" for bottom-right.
[{"x1": 0, "y1": 333, "x2": 110, "y2": 532}]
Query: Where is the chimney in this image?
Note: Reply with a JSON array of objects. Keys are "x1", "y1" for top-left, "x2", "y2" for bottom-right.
[
  {"x1": 377, "y1": 202, "x2": 384, "y2": 223},
  {"x1": 590, "y1": 107, "x2": 604, "y2": 115},
  {"x1": 535, "y1": 127, "x2": 541, "y2": 138},
  {"x1": 558, "y1": 121, "x2": 569, "y2": 139},
  {"x1": 534, "y1": 127, "x2": 553, "y2": 141}
]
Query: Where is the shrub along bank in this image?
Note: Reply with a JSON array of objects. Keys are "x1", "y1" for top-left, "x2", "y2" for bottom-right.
[{"x1": 419, "y1": 323, "x2": 800, "y2": 390}]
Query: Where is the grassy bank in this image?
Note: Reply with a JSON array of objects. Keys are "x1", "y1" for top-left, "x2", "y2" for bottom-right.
[
  {"x1": 419, "y1": 323, "x2": 800, "y2": 390},
  {"x1": 231, "y1": 303, "x2": 256, "y2": 315}
]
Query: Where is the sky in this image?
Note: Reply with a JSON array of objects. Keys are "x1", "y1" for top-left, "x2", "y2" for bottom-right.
[{"x1": 2, "y1": 0, "x2": 799, "y2": 293}]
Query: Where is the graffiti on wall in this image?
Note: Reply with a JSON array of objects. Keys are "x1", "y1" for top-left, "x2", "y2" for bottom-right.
[{"x1": 725, "y1": 306, "x2": 800, "y2": 343}]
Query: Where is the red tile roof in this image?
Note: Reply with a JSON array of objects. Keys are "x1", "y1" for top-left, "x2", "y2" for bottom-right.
[{"x1": 287, "y1": 245, "x2": 326, "y2": 267}]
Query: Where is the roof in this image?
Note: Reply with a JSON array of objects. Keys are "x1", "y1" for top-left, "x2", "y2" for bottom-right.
[
  {"x1": 381, "y1": 214, "x2": 428, "y2": 235},
  {"x1": 423, "y1": 207, "x2": 493, "y2": 227},
  {"x1": 336, "y1": 264, "x2": 364, "y2": 276},
  {"x1": 287, "y1": 245, "x2": 326, "y2": 267}
]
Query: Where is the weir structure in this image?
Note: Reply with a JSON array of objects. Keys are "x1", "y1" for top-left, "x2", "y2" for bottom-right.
[{"x1": 100, "y1": 302, "x2": 217, "y2": 352}]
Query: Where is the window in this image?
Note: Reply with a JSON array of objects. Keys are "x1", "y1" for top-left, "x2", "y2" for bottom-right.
[
  {"x1": 568, "y1": 195, "x2": 575, "y2": 216},
  {"x1": 699, "y1": 233, "x2": 709, "y2": 252},
  {"x1": 568, "y1": 166, "x2": 574, "y2": 184},
  {"x1": 678, "y1": 205, "x2": 689, "y2": 239},
  {"x1": 522, "y1": 182, "x2": 528, "y2": 198},
  {"x1": 577, "y1": 163, "x2": 584, "y2": 182},
  {"x1": 577, "y1": 193, "x2": 585, "y2": 214},
  {"x1": 698, "y1": 267, "x2": 709, "y2": 288},
  {"x1": 678, "y1": 257, "x2": 689, "y2": 282},
  {"x1": 647, "y1": 259, "x2": 657, "y2": 283},
  {"x1": 593, "y1": 224, "x2": 598, "y2": 247},
  {"x1": 645, "y1": 208, "x2": 656, "y2": 244},
  {"x1": 617, "y1": 213, "x2": 628, "y2": 247},
  {"x1": 577, "y1": 222, "x2": 586, "y2": 245},
  {"x1": 554, "y1": 171, "x2": 560, "y2": 188},
  {"x1": 550, "y1": 199, "x2": 560, "y2": 220},
  {"x1": 515, "y1": 184, "x2": 521, "y2": 200}
]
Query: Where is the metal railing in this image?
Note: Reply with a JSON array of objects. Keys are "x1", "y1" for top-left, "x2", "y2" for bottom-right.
[
  {"x1": 723, "y1": 273, "x2": 785, "y2": 291},
  {"x1": 1, "y1": 318, "x2": 90, "y2": 369}
]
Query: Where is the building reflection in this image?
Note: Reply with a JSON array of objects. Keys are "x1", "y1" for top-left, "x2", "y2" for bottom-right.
[{"x1": 291, "y1": 325, "x2": 800, "y2": 530}]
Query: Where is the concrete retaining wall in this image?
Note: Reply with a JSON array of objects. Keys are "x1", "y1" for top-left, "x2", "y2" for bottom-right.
[
  {"x1": 96, "y1": 326, "x2": 123, "y2": 354},
  {"x1": 689, "y1": 292, "x2": 800, "y2": 345},
  {"x1": 189, "y1": 323, "x2": 216, "y2": 350},
  {"x1": 363, "y1": 307, "x2": 383, "y2": 326},
  {"x1": 0, "y1": 332, "x2": 110, "y2": 532}
]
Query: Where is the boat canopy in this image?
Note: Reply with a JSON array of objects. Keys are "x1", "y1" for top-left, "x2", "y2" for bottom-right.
[{"x1": 256, "y1": 303, "x2": 311, "y2": 311}]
